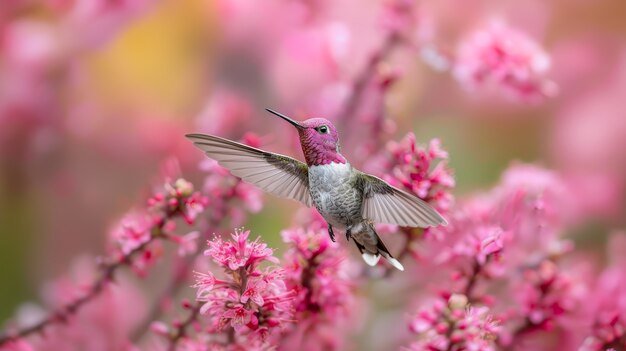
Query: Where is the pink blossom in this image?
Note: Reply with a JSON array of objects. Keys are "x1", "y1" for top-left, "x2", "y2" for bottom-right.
[
  {"x1": 168, "y1": 231, "x2": 200, "y2": 257},
  {"x1": 148, "y1": 178, "x2": 209, "y2": 226},
  {"x1": 579, "y1": 233, "x2": 626, "y2": 351},
  {"x1": 222, "y1": 304, "x2": 254, "y2": 331},
  {"x1": 194, "y1": 229, "x2": 294, "y2": 346},
  {"x1": 480, "y1": 230, "x2": 504, "y2": 258},
  {"x1": 432, "y1": 221, "x2": 505, "y2": 269},
  {"x1": 419, "y1": 163, "x2": 587, "y2": 349},
  {"x1": 453, "y1": 21, "x2": 557, "y2": 101},
  {"x1": 384, "y1": 134, "x2": 455, "y2": 214},
  {"x1": 429, "y1": 164, "x2": 577, "y2": 266},
  {"x1": 377, "y1": 133, "x2": 455, "y2": 269},
  {"x1": 108, "y1": 177, "x2": 207, "y2": 275},
  {"x1": 204, "y1": 229, "x2": 278, "y2": 271},
  {"x1": 279, "y1": 220, "x2": 358, "y2": 351},
  {"x1": 110, "y1": 211, "x2": 153, "y2": 255},
  {"x1": 422, "y1": 200, "x2": 508, "y2": 297},
  {"x1": 511, "y1": 259, "x2": 587, "y2": 331},
  {"x1": 405, "y1": 294, "x2": 500, "y2": 351},
  {"x1": 240, "y1": 279, "x2": 267, "y2": 306}
]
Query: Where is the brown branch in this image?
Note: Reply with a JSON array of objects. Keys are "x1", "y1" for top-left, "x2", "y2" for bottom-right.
[
  {"x1": 500, "y1": 319, "x2": 536, "y2": 351},
  {"x1": 301, "y1": 252, "x2": 322, "y2": 312},
  {"x1": 167, "y1": 302, "x2": 202, "y2": 351},
  {"x1": 599, "y1": 335, "x2": 626, "y2": 351},
  {"x1": 0, "y1": 180, "x2": 200, "y2": 347},
  {"x1": 0, "y1": 233, "x2": 160, "y2": 346},
  {"x1": 335, "y1": 32, "x2": 401, "y2": 124},
  {"x1": 464, "y1": 260, "x2": 482, "y2": 301},
  {"x1": 130, "y1": 193, "x2": 241, "y2": 342},
  {"x1": 130, "y1": 252, "x2": 197, "y2": 342},
  {"x1": 498, "y1": 262, "x2": 557, "y2": 350}
]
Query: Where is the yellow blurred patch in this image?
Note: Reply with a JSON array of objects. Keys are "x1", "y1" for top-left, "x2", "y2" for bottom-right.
[{"x1": 86, "y1": 0, "x2": 217, "y2": 116}]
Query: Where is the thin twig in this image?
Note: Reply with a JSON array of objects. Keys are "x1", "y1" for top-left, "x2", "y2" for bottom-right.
[
  {"x1": 336, "y1": 32, "x2": 401, "y2": 124},
  {"x1": 464, "y1": 260, "x2": 482, "y2": 301},
  {"x1": 501, "y1": 319, "x2": 535, "y2": 351},
  {"x1": 167, "y1": 302, "x2": 202, "y2": 351},
  {"x1": 130, "y1": 192, "x2": 241, "y2": 342},
  {"x1": 0, "y1": 233, "x2": 160, "y2": 346},
  {"x1": 301, "y1": 252, "x2": 322, "y2": 312},
  {"x1": 130, "y1": 252, "x2": 197, "y2": 342}
]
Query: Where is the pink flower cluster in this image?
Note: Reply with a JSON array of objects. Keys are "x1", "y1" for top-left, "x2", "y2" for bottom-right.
[
  {"x1": 109, "y1": 178, "x2": 208, "y2": 275},
  {"x1": 454, "y1": 21, "x2": 557, "y2": 101},
  {"x1": 279, "y1": 220, "x2": 357, "y2": 351},
  {"x1": 147, "y1": 217, "x2": 359, "y2": 351},
  {"x1": 375, "y1": 133, "x2": 455, "y2": 270},
  {"x1": 384, "y1": 134, "x2": 454, "y2": 214},
  {"x1": 406, "y1": 294, "x2": 499, "y2": 351},
  {"x1": 510, "y1": 259, "x2": 584, "y2": 333},
  {"x1": 579, "y1": 233, "x2": 626, "y2": 351},
  {"x1": 411, "y1": 164, "x2": 591, "y2": 349},
  {"x1": 192, "y1": 229, "x2": 294, "y2": 348}
]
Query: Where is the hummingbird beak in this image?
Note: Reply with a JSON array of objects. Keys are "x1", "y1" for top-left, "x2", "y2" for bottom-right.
[{"x1": 265, "y1": 108, "x2": 305, "y2": 130}]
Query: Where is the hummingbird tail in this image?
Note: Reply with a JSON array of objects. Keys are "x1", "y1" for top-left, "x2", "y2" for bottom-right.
[
  {"x1": 361, "y1": 251, "x2": 381, "y2": 266},
  {"x1": 351, "y1": 222, "x2": 404, "y2": 271}
]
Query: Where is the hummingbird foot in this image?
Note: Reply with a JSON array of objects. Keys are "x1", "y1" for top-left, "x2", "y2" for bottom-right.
[
  {"x1": 327, "y1": 224, "x2": 336, "y2": 242},
  {"x1": 345, "y1": 228, "x2": 352, "y2": 242}
]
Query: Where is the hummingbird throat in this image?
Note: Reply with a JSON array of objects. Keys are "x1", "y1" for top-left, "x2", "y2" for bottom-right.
[{"x1": 301, "y1": 138, "x2": 346, "y2": 166}]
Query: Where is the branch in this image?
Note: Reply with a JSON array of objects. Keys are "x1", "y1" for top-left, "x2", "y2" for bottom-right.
[
  {"x1": 503, "y1": 318, "x2": 536, "y2": 349},
  {"x1": 336, "y1": 32, "x2": 401, "y2": 123},
  {"x1": 130, "y1": 252, "x2": 196, "y2": 342},
  {"x1": 301, "y1": 251, "x2": 322, "y2": 312},
  {"x1": 0, "y1": 178, "x2": 206, "y2": 347},
  {"x1": 464, "y1": 259, "x2": 482, "y2": 301},
  {"x1": 167, "y1": 302, "x2": 202, "y2": 351},
  {"x1": 130, "y1": 187, "x2": 245, "y2": 342},
  {"x1": 0, "y1": 233, "x2": 159, "y2": 346}
]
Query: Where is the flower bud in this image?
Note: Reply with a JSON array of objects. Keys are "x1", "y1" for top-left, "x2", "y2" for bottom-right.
[{"x1": 448, "y1": 294, "x2": 469, "y2": 310}]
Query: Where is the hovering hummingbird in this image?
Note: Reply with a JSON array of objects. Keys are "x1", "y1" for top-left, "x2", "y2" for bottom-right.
[{"x1": 186, "y1": 109, "x2": 447, "y2": 271}]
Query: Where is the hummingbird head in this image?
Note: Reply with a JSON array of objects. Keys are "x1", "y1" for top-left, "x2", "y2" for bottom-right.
[{"x1": 266, "y1": 108, "x2": 346, "y2": 166}]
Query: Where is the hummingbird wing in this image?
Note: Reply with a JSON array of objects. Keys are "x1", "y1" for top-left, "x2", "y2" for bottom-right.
[
  {"x1": 357, "y1": 172, "x2": 447, "y2": 227},
  {"x1": 186, "y1": 134, "x2": 312, "y2": 207}
]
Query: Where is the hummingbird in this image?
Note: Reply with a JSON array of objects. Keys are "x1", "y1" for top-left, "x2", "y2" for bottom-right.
[{"x1": 186, "y1": 109, "x2": 447, "y2": 271}]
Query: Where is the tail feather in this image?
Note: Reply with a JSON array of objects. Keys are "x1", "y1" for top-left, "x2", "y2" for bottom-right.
[
  {"x1": 379, "y1": 251, "x2": 404, "y2": 271},
  {"x1": 351, "y1": 222, "x2": 404, "y2": 271},
  {"x1": 361, "y1": 252, "x2": 381, "y2": 266}
]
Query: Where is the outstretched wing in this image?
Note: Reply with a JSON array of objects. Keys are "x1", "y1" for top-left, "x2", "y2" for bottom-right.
[
  {"x1": 357, "y1": 172, "x2": 447, "y2": 227},
  {"x1": 186, "y1": 133, "x2": 312, "y2": 207}
]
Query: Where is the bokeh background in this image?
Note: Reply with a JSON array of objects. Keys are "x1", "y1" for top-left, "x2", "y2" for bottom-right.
[{"x1": 1, "y1": 0, "x2": 625, "y2": 348}]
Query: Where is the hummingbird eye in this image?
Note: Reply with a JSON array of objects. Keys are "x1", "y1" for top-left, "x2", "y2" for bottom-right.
[{"x1": 317, "y1": 125, "x2": 329, "y2": 134}]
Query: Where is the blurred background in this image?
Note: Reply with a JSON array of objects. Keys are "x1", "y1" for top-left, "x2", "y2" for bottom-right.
[{"x1": 1, "y1": 0, "x2": 625, "y2": 333}]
